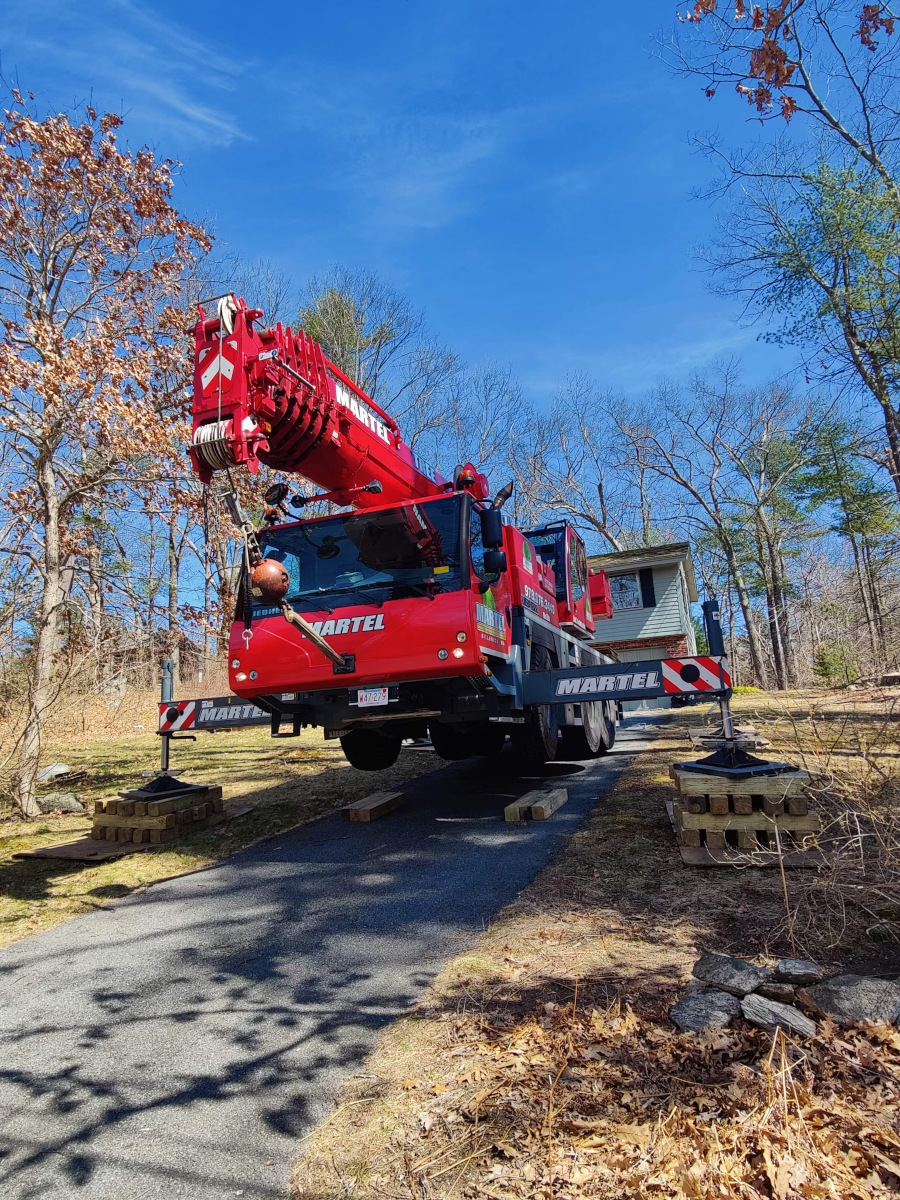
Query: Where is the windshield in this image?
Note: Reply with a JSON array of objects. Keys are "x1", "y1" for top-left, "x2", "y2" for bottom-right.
[{"x1": 255, "y1": 495, "x2": 465, "y2": 614}]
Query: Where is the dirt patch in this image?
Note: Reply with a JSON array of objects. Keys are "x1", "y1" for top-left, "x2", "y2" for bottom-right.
[
  {"x1": 292, "y1": 697, "x2": 900, "y2": 1199},
  {"x1": 0, "y1": 726, "x2": 441, "y2": 950}
]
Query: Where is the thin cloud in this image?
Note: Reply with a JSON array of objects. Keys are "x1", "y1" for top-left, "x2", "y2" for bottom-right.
[{"x1": 2, "y1": 0, "x2": 251, "y2": 146}]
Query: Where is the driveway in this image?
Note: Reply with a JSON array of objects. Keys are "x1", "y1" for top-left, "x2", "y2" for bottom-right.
[{"x1": 0, "y1": 725, "x2": 651, "y2": 1199}]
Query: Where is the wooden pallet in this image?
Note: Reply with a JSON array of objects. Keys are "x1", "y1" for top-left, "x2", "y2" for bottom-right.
[
  {"x1": 668, "y1": 766, "x2": 819, "y2": 866},
  {"x1": 92, "y1": 784, "x2": 225, "y2": 844}
]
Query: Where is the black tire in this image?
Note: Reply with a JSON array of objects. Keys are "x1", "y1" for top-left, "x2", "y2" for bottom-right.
[
  {"x1": 340, "y1": 728, "x2": 402, "y2": 770},
  {"x1": 428, "y1": 721, "x2": 474, "y2": 761},
  {"x1": 560, "y1": 699, "x2": 606, "y2": 758},
  {"x1": 593, "y1": 701, "x2": 616, "y2": 755},
  {"x1": 469, "y1": 723, "x2": 507, "y2": 756},
  {"x1": 511, "y1": 645, "x2": 561, "y2": 769}
]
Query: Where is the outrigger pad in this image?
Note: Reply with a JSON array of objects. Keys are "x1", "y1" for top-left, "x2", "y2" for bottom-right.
[
  {"x1": 676, "y1": 743, "x2": 799, "y2": 778},
  {"x1": 121, "y1": 773, "x2": 205, "y2": 798}
]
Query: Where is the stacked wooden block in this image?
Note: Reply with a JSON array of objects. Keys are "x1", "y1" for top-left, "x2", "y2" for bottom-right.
[
  {"x1": 669, "y1": 766, "x2": 818, "y2": 861},
  {"x1": 92, "y1": 784, "x2": 225, "y2": 845}
]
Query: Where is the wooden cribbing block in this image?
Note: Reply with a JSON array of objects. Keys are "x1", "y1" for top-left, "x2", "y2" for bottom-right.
[
  {"x1": 672, "y1": 768, "x2": 810, "y2": 797},
  {"x1": 529, "y1": 789, "x2": 569, "y2": 821},
  {"x1": 680, "y1": 828, "x2": 701, "y2": 847},
  {"x1": 685, "y1": 796, "x2": 707, "y2": 814},
  {"x1": 341, "y1": 791, "x2": 404, "y2": 823},
  {"x1": 504, "y1": 788, "x2": 568, "y2": 822},
  {"x1": 705, "y1": 831, "x2": 727, "y2": 850},
  {"x1": 733, "y1": 795, "x2": 754, "y2": 815},
  {"x1": 679, "y1": 811, "x2": 819, "y2": 833},
  {"x1": 146, "y1": 787, "x2": 223, "y2": 817},
  {"x1": 763, "y1": 796, "x2": 785, "y2": 817},
  {"x1": 787, "y1": 795, "x2": 809, "y2": 816},
  {"x1": 709, "y1": 794, "x2": 729, "y2": 815},
  {"x1": 91, "y1": 813, "x2": 178, "y2": 831},
  {"x1": 737, "y1": 830, "x2": 759, "y2": 849}
]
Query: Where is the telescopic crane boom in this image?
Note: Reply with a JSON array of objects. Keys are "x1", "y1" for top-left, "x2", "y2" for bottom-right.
[{"x1": 190, "y1": 294, "x2": 488, "y2": 507}]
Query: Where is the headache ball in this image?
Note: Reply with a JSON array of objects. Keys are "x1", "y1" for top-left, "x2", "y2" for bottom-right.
[{"x1": 250, "y1": 558, "x2": 290, "y2": 603}]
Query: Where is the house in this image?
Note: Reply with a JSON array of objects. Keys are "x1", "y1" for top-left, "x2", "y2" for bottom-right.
[{"x1": 587, "y1": 542, "x2": 699, "y2": 708}]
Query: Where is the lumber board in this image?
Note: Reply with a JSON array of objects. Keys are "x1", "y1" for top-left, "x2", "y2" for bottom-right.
[
  {"x1": 90, "y1": 813, "x2": 178, "y2": 831},
  {"x1": 678, "y1": 845, "x2": 824, "y2": 868},
  {"x1": 678, "y1": 810, "x2": 819, "y2": 832},
  {"x1": 341, "y1": 791, "x2": 404, "y2": 822},
  {"x1": 671, "y1": 766, "x2": 810, "y2": 797},
  {"x1": 529, "y1": 788, "x2": 569, "y2": 821},
  {"x1": 13, "y1": 837, "x2": 153, "y2": 861}
]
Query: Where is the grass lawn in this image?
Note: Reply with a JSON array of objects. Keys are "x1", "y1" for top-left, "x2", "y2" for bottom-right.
[{"x1": 0, "y1": 726, "x2": 440, "y2": 950}]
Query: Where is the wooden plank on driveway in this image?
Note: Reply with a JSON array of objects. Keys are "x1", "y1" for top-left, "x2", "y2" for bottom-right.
[{"x1": 341, "y1": 791, "x2": 405, "y2": 822}]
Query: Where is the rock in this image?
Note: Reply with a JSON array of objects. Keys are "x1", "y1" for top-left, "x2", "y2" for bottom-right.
[
  {"x1": 799, "y1": 974, "x2": 900, "y2": 1026},
  {"x1": 741, "y1": 993, "x2": 817, "y2": 1038},
  {"x1": 671, "y1": 988, "x2": 741, "y2": 1033},
  {"x1": 757, "y1": 981, "x2": 797, "y2": 1003},
  {"x1": 773, "y1": 958, "x2": 823, "y2": 985},
  {"x1": 36, "y1": 792, "x2": 84, "y2": 814},
  {"x1": 692, "y1": 953, "x2": 771, "y2": 997},
  {"x1": 36, "y1": 763, "x2": 71, "y2": 784}
]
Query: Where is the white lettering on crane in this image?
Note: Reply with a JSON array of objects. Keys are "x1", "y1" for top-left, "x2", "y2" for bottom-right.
[
  {"x1": 304, "y1": 613, "x2": 386, "y2": 637},
  {"x1": 555, "y1": 672, "x2": 660, "y2": 697},
  {"x1": 333, "y1": 380, "x2": 391, "y2": 444}
]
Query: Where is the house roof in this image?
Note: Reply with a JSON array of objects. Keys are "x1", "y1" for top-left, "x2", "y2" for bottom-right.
[{"x1": 587, "y1": 541, "x2": 698, "y2": 603}]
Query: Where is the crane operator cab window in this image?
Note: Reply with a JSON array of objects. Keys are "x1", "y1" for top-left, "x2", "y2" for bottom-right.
[
  {"x1": 253, "y1": 495, "x2": 466, "y2": 615},
  {"x1": 527, "y1": 526, "x2": 567, "y2": 601}
]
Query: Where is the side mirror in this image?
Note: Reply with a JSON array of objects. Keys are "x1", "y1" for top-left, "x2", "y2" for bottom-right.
[
  {"x1": 480, "y1": 507, "x2": 504, "y2": 549},
  {"x1": 483, "y1": 548, "x2": 507, "y2": 574}
]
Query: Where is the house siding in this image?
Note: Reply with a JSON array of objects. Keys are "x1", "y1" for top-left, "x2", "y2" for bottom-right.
[{"x1": 600, "y1": 565, "x2": 686, "y2": 642}]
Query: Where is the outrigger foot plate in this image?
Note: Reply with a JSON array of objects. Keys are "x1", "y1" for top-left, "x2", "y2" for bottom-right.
[{"x1": 676, "y1": 743, "x2": 799, "y2": 779}]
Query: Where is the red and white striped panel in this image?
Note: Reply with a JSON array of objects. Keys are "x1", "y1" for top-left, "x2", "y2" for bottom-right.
[
  {"x1": 661, "y1": 657, "x2": 731, "y2": 694},
  {"x1": 158, "y1": 700, "x2": 197, "y2": 731}
]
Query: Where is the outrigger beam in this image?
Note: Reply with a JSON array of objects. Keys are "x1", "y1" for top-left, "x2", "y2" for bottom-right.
[{"x1": 520, "y1": 655, "x2": 731, "y2": 707}]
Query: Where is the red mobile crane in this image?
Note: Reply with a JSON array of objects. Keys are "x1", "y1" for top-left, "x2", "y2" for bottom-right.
[{"x1": 186, "y1": 294, "x2": 730, "y2": 771}]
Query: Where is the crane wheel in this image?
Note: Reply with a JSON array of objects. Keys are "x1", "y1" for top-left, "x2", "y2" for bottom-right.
[
  {"x1": 560, "y1": 700, "x2": 616, "y2": 759},
  {"x1": 340, "y1": 729, "x2": 402, "y2": 770},
  {"x1": 510, "y1": 645, "x2": 561, "y2": 769}
]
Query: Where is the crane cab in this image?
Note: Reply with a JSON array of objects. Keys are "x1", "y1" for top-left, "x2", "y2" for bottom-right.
[{"x1": 520, "y1": 522, "x2": 595, "y2": 639}]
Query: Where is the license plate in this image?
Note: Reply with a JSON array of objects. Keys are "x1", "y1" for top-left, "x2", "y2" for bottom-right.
[{"x1": 355, "y1": 687, "x2": 389, "y2": 707}]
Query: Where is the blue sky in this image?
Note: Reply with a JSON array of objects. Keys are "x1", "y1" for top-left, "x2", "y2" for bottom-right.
[{"x1": 1, "y1": 0, "x2": 794, "y2": 403}]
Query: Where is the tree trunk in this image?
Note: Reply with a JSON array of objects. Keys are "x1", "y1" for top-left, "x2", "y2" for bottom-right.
[
  {"x1": 167, "y1": 502, "x2": 181, "y2": 685},
  {"x1": 16, "y1": 457, "x2": 63, "y2": 818},
  {"x1": 766, "y1": 533, "x2": 798, "y2": 687},
  {"x1": 724, "y1": 546, "x2": 768, "y2": 688}
]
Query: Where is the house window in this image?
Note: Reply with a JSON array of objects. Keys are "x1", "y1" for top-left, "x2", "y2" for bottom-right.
[
  {"x1": 609, "y1": 569, "x2": 657, "y2": 610},
  {"x1": 609, "y1": 572, "x2": 642, "y2": 609}
]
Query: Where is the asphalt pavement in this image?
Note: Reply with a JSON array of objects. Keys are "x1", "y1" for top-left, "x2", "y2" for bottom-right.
[{"x1": 0, "y1": 723, "x2": 652, "y2": 1199}]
